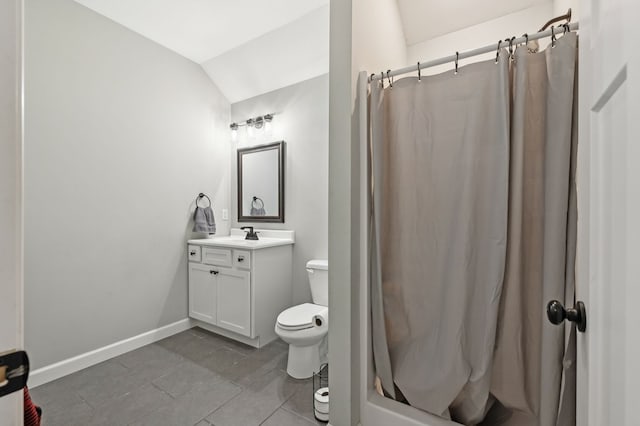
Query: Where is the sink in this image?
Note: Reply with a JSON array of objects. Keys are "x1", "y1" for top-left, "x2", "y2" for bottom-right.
[
  {"x1": 207, "y1": 236, "x2": 264, "y2": 247},
  {"x1": 188, "y1": 229, "x2": 294, "y2": 250}
]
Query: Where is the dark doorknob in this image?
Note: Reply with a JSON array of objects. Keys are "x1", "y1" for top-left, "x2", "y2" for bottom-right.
[{"x1": 546, "y1": 300, "x2": 587, "y2": 332}]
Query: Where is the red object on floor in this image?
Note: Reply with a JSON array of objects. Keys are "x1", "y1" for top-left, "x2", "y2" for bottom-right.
[{"x1": 24, "y1": 387, "x2": 41, "y2": 426}]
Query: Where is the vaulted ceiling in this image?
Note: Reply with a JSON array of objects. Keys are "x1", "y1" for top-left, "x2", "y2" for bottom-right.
[
  {"x1": 74, "y1": 0, "x2": 552, "y2": 103},
  {"x1": 74, "y1": 0, "x2": 329, "y2": 103}
]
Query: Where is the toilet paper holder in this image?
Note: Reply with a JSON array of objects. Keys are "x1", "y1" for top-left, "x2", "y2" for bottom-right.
[{"x1": 312, "y1": 363, "x2": 329, "y2": 422}]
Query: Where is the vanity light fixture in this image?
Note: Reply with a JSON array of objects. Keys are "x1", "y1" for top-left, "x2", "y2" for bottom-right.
[{"x1": 229, "y1": 113, "x2": 276, "y2": 139}]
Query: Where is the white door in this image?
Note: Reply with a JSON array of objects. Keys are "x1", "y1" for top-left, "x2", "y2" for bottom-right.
[
  {"x1": 188, "y1": 263, "x2": 218, "y2": 324},
  {"x1": 217, "y1": 269, "x2": 251, "y2": 337},
  {"x1": 0, "y1": 0, "x2": 23, "y2": 423},
  {"x1": 577, "y1": 0, "x2": 640, "y2": 424}
]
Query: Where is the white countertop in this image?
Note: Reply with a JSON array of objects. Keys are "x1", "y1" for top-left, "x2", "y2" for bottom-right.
[{"x1": 188, "y1": 228, "x2": 294, "y2": 250}]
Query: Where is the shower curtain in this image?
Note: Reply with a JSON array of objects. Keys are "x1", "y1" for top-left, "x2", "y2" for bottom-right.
[{"x1": 370, "y1": 32, "x2": 578, "y2": 426}]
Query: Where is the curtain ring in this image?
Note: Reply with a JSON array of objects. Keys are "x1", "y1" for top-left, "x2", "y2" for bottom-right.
[
  {"x1": 417, "y1": 62, "x2": 421, "y2": 81},
  {"x1": 454, "y1": 51, "x2": 459, "y2": 75},
  {"x1": 495, "y1": 40, "x2": 502, "y2": 63},
  {"x1": 370, "y1": 73, "x2": 375, "y2": 84},
  {"x1": 522, "y1": 33, "x2": 529, "y2": 46},
  {"x1": 508, "y1": 36, "x2": 515, "y2": 58},
  {"x1": 551, "y1": 25, "x2": 557, "y2": 47},
  {"x1": 386, "y1": 70, "x2": 393, "y2": 88},
  {"x1": 380, "y1": 71, "x2": 385, "y2": 88},
  {"x1": 563, "y1": 23, "x2": 570, "y2": 34}
]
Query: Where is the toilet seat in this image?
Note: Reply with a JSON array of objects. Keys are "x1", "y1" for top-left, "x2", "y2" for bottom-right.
[{"x1": 277, "y1": 303, "x2": 327, "y2": 331}]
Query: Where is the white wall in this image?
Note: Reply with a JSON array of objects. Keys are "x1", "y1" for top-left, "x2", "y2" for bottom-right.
[
  {"x1": 328, "y1": 0, "x2": 407, "y2": 424},
  {"x1": 0, "y1": 0, "x2": 23, "y2": 422},
  {"x1": 352, "y1": 0, "x2": 407, "y2": 93},
  {"x1": 554, "y1": 0, "x2": 579, "y2": 18},
  {"x1": 231, "y1": 74, "x2": 329, "y2": 305},
  {"x1": 407, "y1": 3, "x2": 555, "y2": 75},
  {"x1": 24, "y1": 0, "x2": 230, "y2": 369}
]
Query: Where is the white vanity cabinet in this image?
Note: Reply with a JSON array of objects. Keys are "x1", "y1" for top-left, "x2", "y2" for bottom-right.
[{"x1": 187, "y1": 229, "x2": 294, "y2": 348}]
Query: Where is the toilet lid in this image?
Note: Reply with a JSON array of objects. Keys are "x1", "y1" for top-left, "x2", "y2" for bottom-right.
[{"x1": 277, "y1": 303, "x2": 327, "y2": 330}]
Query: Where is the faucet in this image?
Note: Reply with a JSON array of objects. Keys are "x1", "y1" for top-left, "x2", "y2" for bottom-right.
[{"x1": 240, "y1": 226, "x2": 259, "y2": 240}]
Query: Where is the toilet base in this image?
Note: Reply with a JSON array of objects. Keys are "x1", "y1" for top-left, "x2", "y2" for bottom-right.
[{"x1": 286, "y1": 342, "x2": 321, "y2": 379}]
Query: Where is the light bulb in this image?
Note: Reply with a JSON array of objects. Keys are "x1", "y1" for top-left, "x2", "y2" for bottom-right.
[
  {"x1": 229, "y1": 123, "x2": 239, "y2": 141},
  {"x1": 264, "y1": 114, "x2": 273, "y2": 135}
]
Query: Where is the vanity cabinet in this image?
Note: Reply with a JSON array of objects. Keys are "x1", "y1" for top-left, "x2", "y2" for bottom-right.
[{"x1": 187, "y1": 229, "x2": 294, "y2": 348}]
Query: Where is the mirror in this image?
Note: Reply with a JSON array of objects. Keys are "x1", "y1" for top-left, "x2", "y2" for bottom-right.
[{"x1": 237, "y1": 141, "x2": 285, "y2": 222}]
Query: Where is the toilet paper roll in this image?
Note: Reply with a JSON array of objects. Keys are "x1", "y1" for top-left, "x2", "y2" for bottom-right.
[
  {"x1": 314, "y1": 409, "x2": 329, "y2": 422},
  {"x1": 313, "y1": 308, "x2": 329, "y2": 328},
  {"x1": 314, "y1": 387, "x2": 329, "y2": 421}
]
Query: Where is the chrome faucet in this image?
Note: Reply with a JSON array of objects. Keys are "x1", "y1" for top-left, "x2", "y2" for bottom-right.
[{"x1": 240, "y1": 226, "x2": 259, "y2": 240}]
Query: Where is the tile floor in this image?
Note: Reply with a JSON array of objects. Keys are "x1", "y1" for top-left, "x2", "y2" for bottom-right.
[{"x1": 31, "y1": 328, "x2": 324, "y2": 426}]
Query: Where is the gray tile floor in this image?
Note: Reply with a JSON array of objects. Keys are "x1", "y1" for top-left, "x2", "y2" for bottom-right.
[{"x1": 31, "y1": 328, "x2": 325, "y2": 426}]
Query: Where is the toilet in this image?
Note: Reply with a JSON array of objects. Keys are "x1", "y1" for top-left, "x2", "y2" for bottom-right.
[{"x1": 275, "y1": 259, "x2": 329, "y2": 379}]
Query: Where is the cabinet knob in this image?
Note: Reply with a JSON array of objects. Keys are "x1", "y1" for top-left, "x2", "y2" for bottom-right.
[
  {"x1": 190, "y1": 251, "x2": 196, "y2": 256},
  {"x1": 238, "y1": 256, "x2": 245, "y2": 262},
  {"x1": 210, "y1": 270, "x2": 219, "y2": 275}
]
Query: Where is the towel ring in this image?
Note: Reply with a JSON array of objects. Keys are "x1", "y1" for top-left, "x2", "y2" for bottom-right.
[
  {"x1": 196, "y1": 193, "x2": 211, "y2": 208},
  {"x1": 252, "y1": 196, "x2": 264, "y2": 209}
]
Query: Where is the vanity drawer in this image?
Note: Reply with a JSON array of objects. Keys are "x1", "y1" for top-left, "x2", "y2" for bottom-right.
[
  {"x1": 202, "y1": 247, "x2": 232, "y2": 267},
  {"x1": 188, "y1": 245, "x2": 201, "y2": 262},
  {"x1": 233, "y1": 250, "x2": 251, "y2": 270}
]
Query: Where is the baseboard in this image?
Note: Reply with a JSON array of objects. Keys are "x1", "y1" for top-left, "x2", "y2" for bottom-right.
[{"x1": 29, "y1": 318, "x2": 193, "y2": 388}]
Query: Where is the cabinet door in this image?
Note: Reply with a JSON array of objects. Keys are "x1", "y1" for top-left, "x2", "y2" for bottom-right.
[
  {"x1": 217, "y1": 268, "x2": 251, "y2": 336},
  {"x1": 188, "y1": 263, "x2": 217, "y2": 324}
]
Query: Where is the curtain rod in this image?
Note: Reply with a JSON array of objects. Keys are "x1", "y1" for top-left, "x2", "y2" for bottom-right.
[{"x1": 369, "y1": 22, "x2": 579, "y2": 82}]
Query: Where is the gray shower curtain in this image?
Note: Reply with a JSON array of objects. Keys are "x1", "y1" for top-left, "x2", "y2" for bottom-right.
[{"x1": 370, "y1": 32, "x2": 578, "y2": 426}]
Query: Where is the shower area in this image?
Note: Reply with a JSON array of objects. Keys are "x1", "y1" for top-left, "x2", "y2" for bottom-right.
[{"x1": 359, "y1": 9, "x2": 580, "y2": 426}]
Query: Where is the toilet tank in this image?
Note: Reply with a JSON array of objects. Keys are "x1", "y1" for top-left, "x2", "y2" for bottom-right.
[{"x1": 306, "y1": 259, "x2": 328, "y2": 306}]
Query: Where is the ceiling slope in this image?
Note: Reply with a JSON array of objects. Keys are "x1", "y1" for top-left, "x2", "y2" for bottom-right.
[
  {"x1": 74, "y1": 0, "x2": 328, "y2": 63},
  {"x1": 396, "y1": 0, "x2": 550, "y2": 45},
  {"x1": 202, "y1": 6, "x2": 329, "y2": 103}
]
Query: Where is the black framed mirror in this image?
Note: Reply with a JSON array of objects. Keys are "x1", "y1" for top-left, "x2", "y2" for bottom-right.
[{"x1": 237, "y1": 141, "x2": 285, "y2": 223}]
